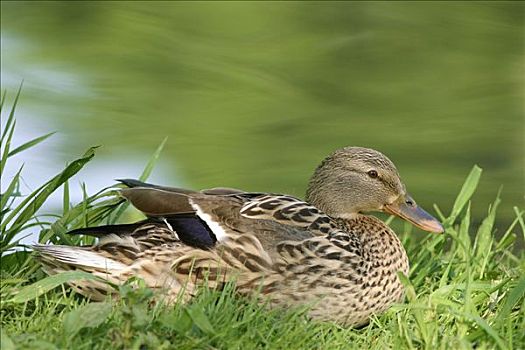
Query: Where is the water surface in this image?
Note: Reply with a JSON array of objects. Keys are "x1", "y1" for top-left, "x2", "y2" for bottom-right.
[{"x1": 1, "y1": 2, "x2": 523, "y2": 233}]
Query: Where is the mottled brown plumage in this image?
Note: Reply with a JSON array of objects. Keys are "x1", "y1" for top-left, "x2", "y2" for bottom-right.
[{"x1": 34, "y1": 146, "x2": 443, "y2": 326}]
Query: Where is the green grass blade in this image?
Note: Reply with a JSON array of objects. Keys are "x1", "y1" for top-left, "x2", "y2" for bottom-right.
[
  {"x1": 446, "y1": 165, "x2": 482, "y2": 225},
  {"x1": 7, "y1": 132, "x2": 55, "y2": 158},
  {"x1": 9, "y1": 147, "x2": 97, "y2": 229},
  {"x1": 63, "y1": 179, "x2": 70, "y2": 216},
  {"x1": 108, "y1": 137, "x2": 167, "y2": 224},
  {"x1": 81, "y1": 182, "x2": 88, "y2": 228},
  {"x1": 495, "y1": 209, "x2": 521, "y2": 252},
  {"x1": 0, "y1": 147, "x2": 97, "y2": 248},
  {"x1": 474, "y1": 192, "x2": 500, "y2": 278},
  {"x1": 9, "y1": 271, "x2": 103, "y2": 303},
  {"x1": 186, "y1": 305, "x2": 216, "y2": 336},
  {"x1": 457, "y1": 201, "x2": 472, "y2": 260},
  {"x1": 0, "y1": 120, "x2": 16, "y2": 175},
  {"x1": 0, "y1": 83, "x2": 22, "y2": 144},
  {"x1": 457, "y1": 310, "x2": 508, "y2": 350},
  {"x1": 0, "y1": 90, "x2": 7, "y2": 112},
  {"x1": 0, "y1": 165, "x2": 23, "y2": 212},
  {"x1": 514, "y1": 206, "x2": 525, "y2": 241},
  {"x1": 1, "y1": 178, "x2": 50, "y2": 248},
  {"x1": 40, "y1": 190, "x2": 120, "y2": 244},
  {"x1": 139, "y1": 136, "x2": 167, "y2": 181},
  {"x1": 495, "y1": 275, "x2": 525, "y2": 326}
]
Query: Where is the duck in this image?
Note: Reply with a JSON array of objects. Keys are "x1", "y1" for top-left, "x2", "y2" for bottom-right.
[{"x1": 34, "y1": 146, "x2": 443, "y2": 327}]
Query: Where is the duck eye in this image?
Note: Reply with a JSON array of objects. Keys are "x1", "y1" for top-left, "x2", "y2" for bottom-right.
[{"x1": 367, "y1": 170, "x2": 378, "y2": 178}]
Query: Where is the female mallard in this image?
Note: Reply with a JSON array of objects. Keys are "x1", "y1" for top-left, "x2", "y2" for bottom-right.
[{"x1": 35, "y1": 147, "x2": 443, "y2": 326}]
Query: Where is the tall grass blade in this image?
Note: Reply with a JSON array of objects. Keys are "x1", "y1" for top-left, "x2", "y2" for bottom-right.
[
  {"x1": 81, "y1": 182, "x2": 88, "y2": 228},
  {"x1": 456, "y1": 310, "x2": 508, "y2": 350},
  {"x1": 10, "y1": 271, "x2": 103, "y2": 303},
  {"x1": 495, "y1": 208, "x2": 521, "y2": 252},
  {"x1": 139, "y1": 136, "x2": 167, "y2": 181},
  {"x1": 0, "y1": 83, "x2": 22, "y2": 144},
  {"x1": 63, "y1": 179, "x2": 70, "y2": 215},
  {"x1": 109, "y1": 137, "x2": 167, "y2": 224},
  {"x1": 0, "y1": 147, "x2": 97, "y2": 250},
  {"x1": 0, "y1": 165, "x2": 23, "y2": 212},
  {"x1": 8, "y1": 147, "x2": 97, "y2": 229},
  {"x1": 0, "y1": 90, "x2": 7, "y2": 111},
  {"x1": 0, "y1": 120, "x2": 16, "y2": 175},
  {"x1": 446, "y1": 165, "x2": 482, "y2": 225},
  {"x1": 7, "y1": 132, "x2": 55, "y2": 157},
  {"x1": 495, "y1": 275, "x2": 525, "y2": 325},
  {"x1": 454, "y1": 201, "x2": 471, "y2": 260},
  {"x1": 186, "y1": 304, "x2": 216, "y2": 336},
  {"x1": 41, "y1": 190, "x2": 120, "y2": 244},
  {"x1": 474, "y1": 192, "x2": 500, "y2": 278},
  {"x1": 514, "y1": 206, "x2": 525, "y2": 241}
]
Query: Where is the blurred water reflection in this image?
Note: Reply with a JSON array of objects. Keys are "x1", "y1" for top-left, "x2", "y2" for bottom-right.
[{"x1": 1, "y1": 2, "x2": 523, "y2": 232}]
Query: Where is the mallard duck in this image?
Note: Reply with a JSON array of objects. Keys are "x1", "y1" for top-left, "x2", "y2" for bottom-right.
[{"x1": 34, "y1": 146, "x2": 443, "y2": 326}]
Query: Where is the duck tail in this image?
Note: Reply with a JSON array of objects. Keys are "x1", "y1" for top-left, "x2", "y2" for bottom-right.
[{"x1": 32, "y1": 244, "x2": 127, "y2": 300}]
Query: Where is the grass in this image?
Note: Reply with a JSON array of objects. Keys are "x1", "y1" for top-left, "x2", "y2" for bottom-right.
[{"x1": 1, "y1": 92, "x2": 524, "y2": 349}]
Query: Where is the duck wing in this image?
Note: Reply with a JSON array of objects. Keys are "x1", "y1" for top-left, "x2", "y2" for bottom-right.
[{"x1": 116, "y1": 180, "x2": 337, "y2": 252}]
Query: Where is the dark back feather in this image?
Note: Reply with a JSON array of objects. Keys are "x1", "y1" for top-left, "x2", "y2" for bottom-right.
[{"x1": 120, "y1": 188, "x2": 195, "y2": 216}]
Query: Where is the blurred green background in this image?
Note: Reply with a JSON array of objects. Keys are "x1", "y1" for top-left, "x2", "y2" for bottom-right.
[{"x1": 1, "y1": 2, "x2": 523, "y2": 232}]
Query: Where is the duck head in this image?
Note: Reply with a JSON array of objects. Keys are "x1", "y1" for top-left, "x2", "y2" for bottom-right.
[{"x1": 306, "y1": 147, "x2": 444, "y2": 233}]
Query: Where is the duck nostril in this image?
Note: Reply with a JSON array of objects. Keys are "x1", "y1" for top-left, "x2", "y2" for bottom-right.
[{"x1": 405, "y1": 200, "x2": 414, "y2": 207}]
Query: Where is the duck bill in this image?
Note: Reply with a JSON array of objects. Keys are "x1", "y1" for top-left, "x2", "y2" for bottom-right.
[{"x1": 383, "y1": 195, "x2": 444, "y2": 233}]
